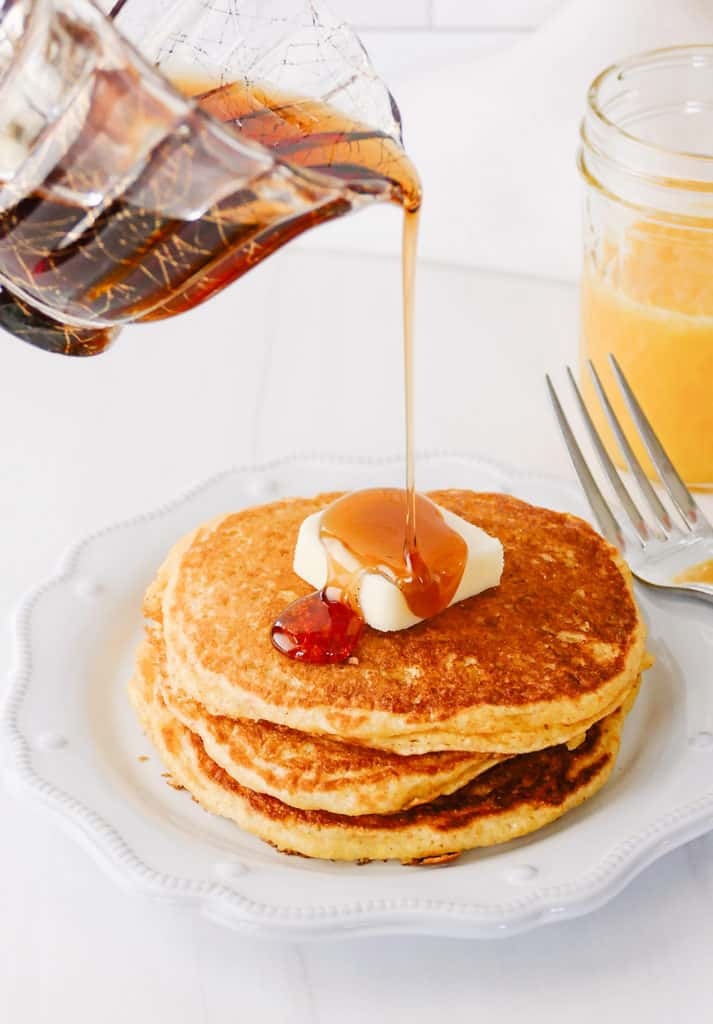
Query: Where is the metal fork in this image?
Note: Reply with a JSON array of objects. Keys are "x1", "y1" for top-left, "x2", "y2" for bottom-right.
[{"x1": 546, "y1": 354, "x2": 713, "y2": 605}]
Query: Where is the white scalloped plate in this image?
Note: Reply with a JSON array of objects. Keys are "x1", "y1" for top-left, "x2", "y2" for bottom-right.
[{"x1": 4, "y1": 453, "x2": 713, "y2": 941}]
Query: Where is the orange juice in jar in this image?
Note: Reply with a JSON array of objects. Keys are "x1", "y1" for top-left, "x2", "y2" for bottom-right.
[{"x1": 579, "y1": 46, "x2": 713, "y2": 489}]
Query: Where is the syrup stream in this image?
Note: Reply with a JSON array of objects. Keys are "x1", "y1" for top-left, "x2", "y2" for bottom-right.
[
  {"x1": 402, "y1": 207, "x2": 420, "y2": 560},
  {"x1": 270, "y1": 176, "x2": 467, "y2": 664}
]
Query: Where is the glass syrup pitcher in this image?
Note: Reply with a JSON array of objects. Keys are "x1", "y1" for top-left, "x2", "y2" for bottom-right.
[{"x1": 0, "y1": 0, "x2": 421, "y2": 355}]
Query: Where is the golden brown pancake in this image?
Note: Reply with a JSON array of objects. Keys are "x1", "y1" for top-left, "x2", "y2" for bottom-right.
[
  {"x1": 154, "y1": 491, "x2": 647, "y2": 753},
  {"x1": 129, "y1": 657, "x2": 634, "y2": 863},
  {"x1": 137, "y1": 631, "x2": 507, "y2": 815}
]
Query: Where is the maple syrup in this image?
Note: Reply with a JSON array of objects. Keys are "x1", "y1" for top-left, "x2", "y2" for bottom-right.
[
  {"x1": 271, "y1": 588, "x2": 364, "y2": 663},
  {"x1": 0, "y1": 77, "x2": 421, "y2": 355},
  {"x1": 267, "y1": 91, "x2": 470, "y2": 663},
  {"x1": 320, "y1": 489, "x2": 467, "y2": 619},
  {"x1": 271, "y1": 485, "x2": 469, "y2": 664},
  {"x1": 0, "y1": 57, "x2": 447, "y2": 659},
  {"x1": 674, "y1": 559, "x2": 713, "y2": 585},
  {"x1": 402, "y1": 209, "x2": 419, "y2": 555}
]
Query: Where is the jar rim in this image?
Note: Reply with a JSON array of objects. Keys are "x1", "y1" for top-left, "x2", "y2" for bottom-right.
[
  {"x1": 586, "y1": 44, "x2": 713, "y2": 169},
  {"x1": 580, "y1": 44, "x2": 713, "y2": 219}
]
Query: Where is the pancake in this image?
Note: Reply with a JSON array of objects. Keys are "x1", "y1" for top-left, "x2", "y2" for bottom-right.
[
  {"x1": 154, "y1": 491, "x2": 647, "y2": 753},
  {"x1": 136, "y1": 632, "x2": 507, "y2": 815},
  {"x1": 129, "y1": 656, "x2": 634, "y2": 864}
]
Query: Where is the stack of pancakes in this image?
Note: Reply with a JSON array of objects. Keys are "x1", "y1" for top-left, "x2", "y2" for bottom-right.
[{"x1": 129, "y1": 491, "x2": 649, "y2": 864}]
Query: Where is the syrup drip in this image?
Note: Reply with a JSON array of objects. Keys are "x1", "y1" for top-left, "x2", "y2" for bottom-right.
[
  {"x1": 320, "y1": 488, "x2": 467, "y2": 620},
  {"x1": 268, "y1": 190, "x2": 463, "y2": 663},
  {"x1": 674, "y1": 558, "x2": 713, "y2": 585},
  {"x1": 402, "y1": 208, "x2": 419, "y2": 557},
  {"x1": 271, "y1": 589, "x2": 364, "y2": 663},
  {"x1": 265, "y1": 94, "x2": 428, "y2": 664},
  {"x1": 270, "y1": 489, "x2": 468, "y2": 664}
]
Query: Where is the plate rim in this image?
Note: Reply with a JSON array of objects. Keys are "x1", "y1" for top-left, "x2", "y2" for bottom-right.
[{"x1": 4, "y1": 450, "x2": 713, "y2": 941}]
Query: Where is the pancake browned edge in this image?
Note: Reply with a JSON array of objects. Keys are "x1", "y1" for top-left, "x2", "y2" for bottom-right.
[
  {"x1": 138, "y1": 631, "x2": 508, "y2": 816},
  {"x1": 155, "y1": 491, "x2": 649, "y2": 753},
  {"x1": 129, "y1": 657, "x2": 639, "y2": 864}
]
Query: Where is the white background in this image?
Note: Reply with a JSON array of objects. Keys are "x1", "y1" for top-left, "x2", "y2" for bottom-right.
[
  {"x1": 334, "y1": 0, "x2": 565, "y2": 75},
  {"x1": 2, "y1": 1, "x2": 713, "y2": 1020}
]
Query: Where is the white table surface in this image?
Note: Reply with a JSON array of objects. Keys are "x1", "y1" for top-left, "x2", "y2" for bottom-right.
[{"x1": 2, "y1": 232, "x2": 712, "y2": 1020}]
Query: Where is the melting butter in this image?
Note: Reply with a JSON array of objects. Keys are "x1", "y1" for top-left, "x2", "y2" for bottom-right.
[{"x1": 293, "y1": 493, "x2": 504, "y2": 633}]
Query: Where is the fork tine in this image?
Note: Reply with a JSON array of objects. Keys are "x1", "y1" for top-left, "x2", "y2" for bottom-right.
[
  {"x1": 608, "y1": 354, "x2": 709, "y2": 534},
  {"x1": 565, "y1": 367, "x2": 656, "y2": 544},
  {"x1": 586, "y1": 360, "x2": 675, "y2": 534},
  {"x1": 546, "y1": 375, "x2": 626, "y2": 551}
]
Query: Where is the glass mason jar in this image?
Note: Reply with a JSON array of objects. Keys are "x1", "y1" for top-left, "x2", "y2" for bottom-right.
[{"x1": 579, "y1": 45, "x2": 713, "y2": 490}]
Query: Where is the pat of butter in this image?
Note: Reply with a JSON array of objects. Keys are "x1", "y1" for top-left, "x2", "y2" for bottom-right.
[{"x1": 293, "y1": 504, "x2": 504, "y2": 632}]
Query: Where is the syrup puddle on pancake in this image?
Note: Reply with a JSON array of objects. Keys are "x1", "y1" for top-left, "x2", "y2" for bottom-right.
[{"x1": 271, "y1": 489, "x2": 469, "y2": 663}]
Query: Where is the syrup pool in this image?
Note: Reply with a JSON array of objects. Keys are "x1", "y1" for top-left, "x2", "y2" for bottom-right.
[
  {"x1": 270, "y1": 489, "x2": 468, "y2": 664},
  {"x1": 271, "y1": 589, "x2": 364, "y2": 664}
]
